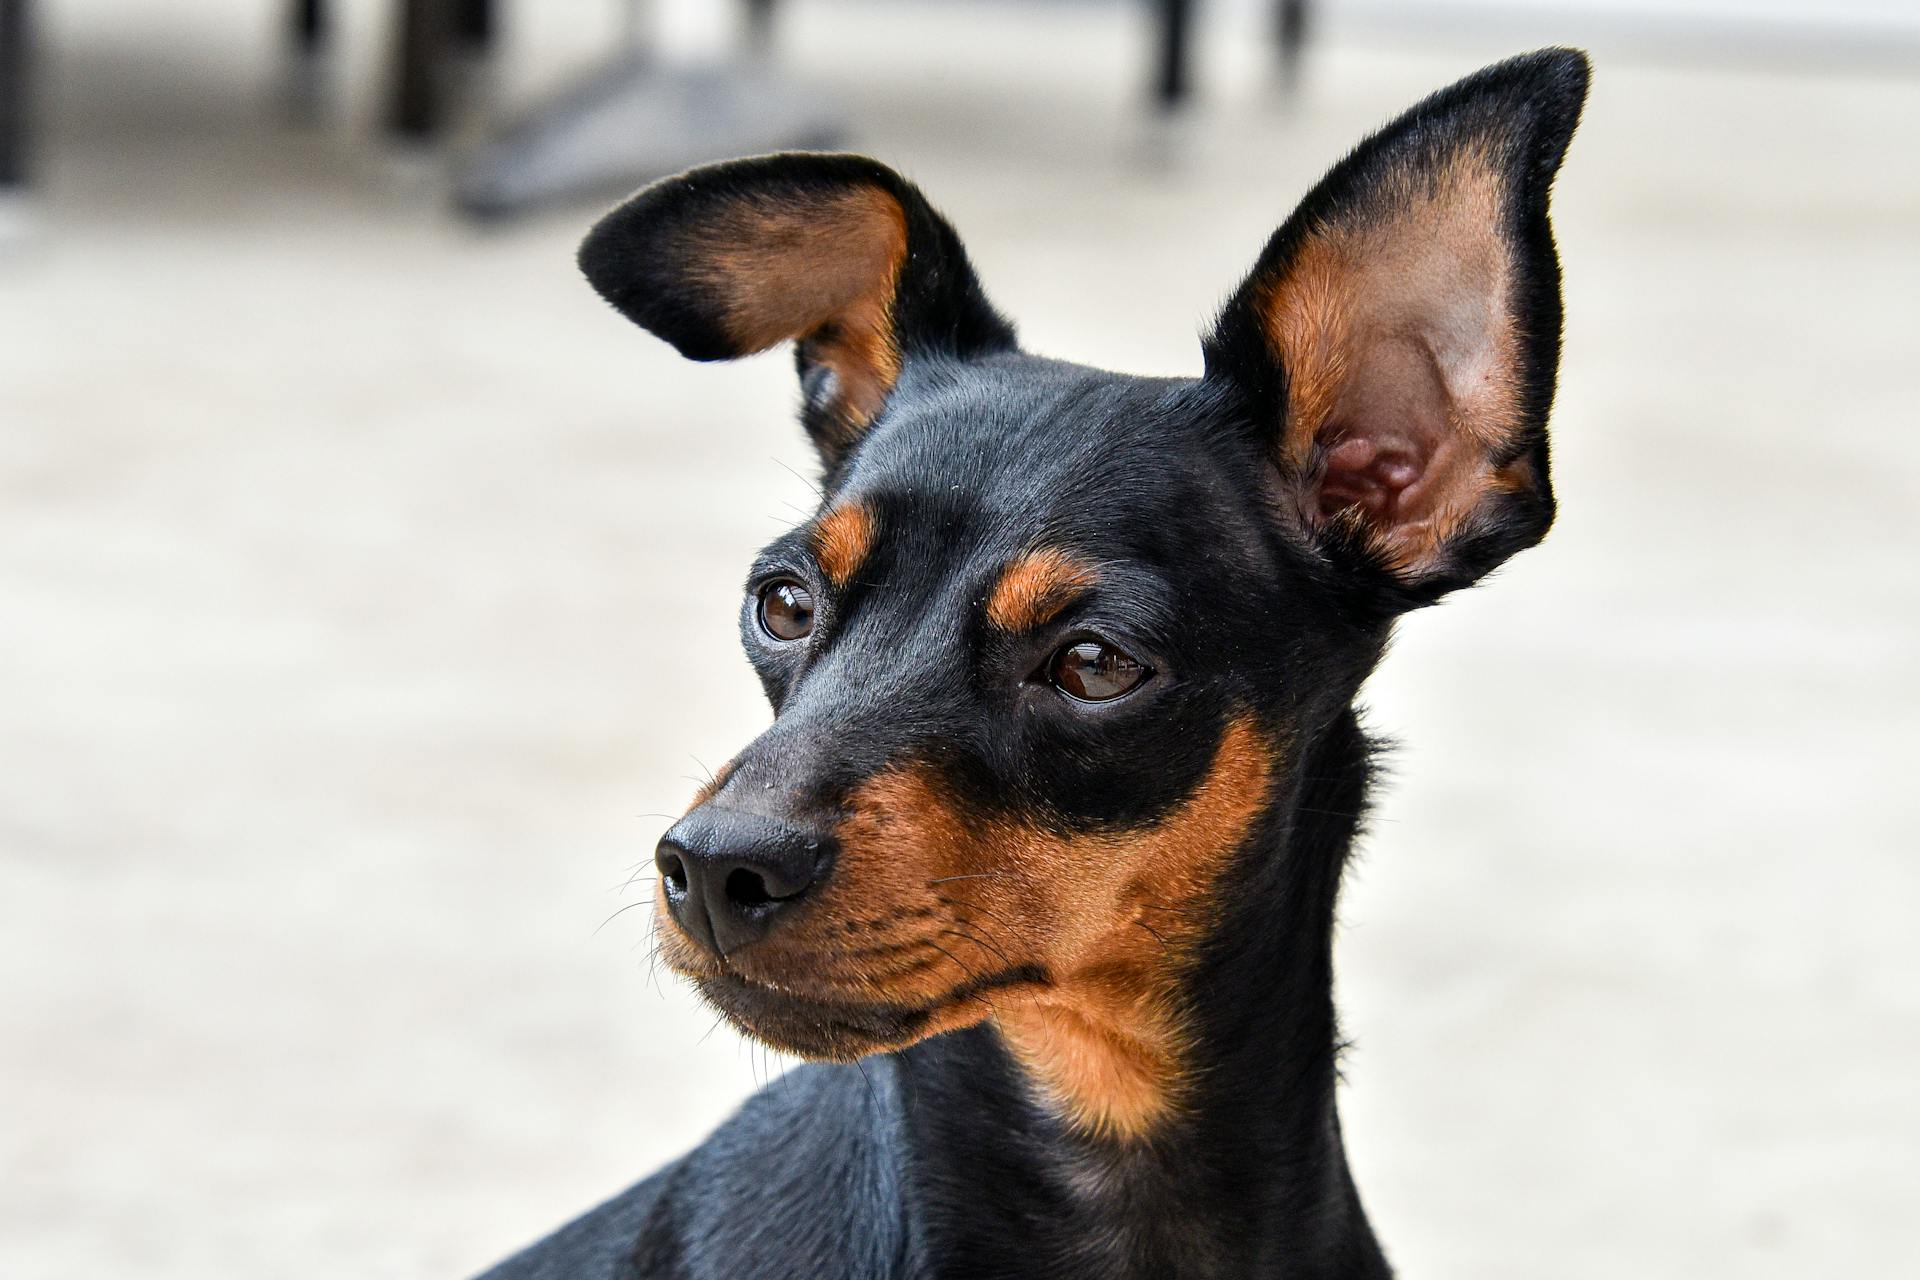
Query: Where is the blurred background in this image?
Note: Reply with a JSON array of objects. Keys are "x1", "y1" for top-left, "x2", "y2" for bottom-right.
[{"x1": 3, "y1": 1, "x2": 1917, "y2": 1276}]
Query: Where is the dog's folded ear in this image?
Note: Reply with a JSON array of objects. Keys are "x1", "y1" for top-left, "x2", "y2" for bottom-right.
[
  {"x1": 579, "y1": 153, "x2": 1016, "y2": 470},
  {"x1": 1207, "y1": 48, "x2": 1589, "y2": 607}
]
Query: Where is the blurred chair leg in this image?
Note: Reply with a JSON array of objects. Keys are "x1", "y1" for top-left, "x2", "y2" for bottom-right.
[
  {"x1": 1154, "y1": 0, "x2": 1194, "y2": 114},
  {"x1": 446, "y1": 0, "x2": 499, "y2": 130},
  {"x1": 292, "y1": 0, "x2": 326, "y2": 53},
  {"x1": 388, "y1": 0, "x2": 454, "y2": 143},
  {"x1": 0, "y1": 0, "x2": 30, "y2": 223},
  {"x1": 1275, "y1": 0, "x2": 1310, "y2": 89},
  {"x1": 285, "y1": 0, "x2": 330, "y2": 119},
  {"x1": 453, "y1": 0, "x2": 494, "y2": 52},
  {"x1": 743, "y1": 0, "x2": 777, "y2": 58}
]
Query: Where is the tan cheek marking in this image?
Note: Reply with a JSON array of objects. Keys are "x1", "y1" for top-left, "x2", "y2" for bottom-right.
[
  {"x1": 1258, "y1": 142, "x2": 1525, "y2": 572},
  {"x1": 985, "y1": 549, "x2": 1098, "y2": 633},
  {"x1": 992, "y1": 718, "x2": 1273, "y2": 1139},
  {"x1": 813, "y1": 501, "x2": 876, "y2": 588},
  {"x1": 809, "y1": 719, "x2": 1273, "y2": 1139}
]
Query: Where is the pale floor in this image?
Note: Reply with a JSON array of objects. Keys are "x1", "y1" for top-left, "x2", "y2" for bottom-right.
[{"x1": 3, "y1": 2, "x2": 1917, "y2": 1278}]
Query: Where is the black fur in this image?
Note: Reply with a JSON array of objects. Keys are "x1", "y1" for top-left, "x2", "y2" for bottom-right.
[
  {"x1": 484, "y1": 49, "x2": 1588, "y2": 1280},
  {"x1": 576, "y1": 152, "x2": 1017, "y2": 474}
]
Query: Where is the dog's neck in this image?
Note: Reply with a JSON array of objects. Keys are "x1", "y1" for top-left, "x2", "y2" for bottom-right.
[{"x1": 889, "y1": 707, "x2": 1389, "y2": 1278}]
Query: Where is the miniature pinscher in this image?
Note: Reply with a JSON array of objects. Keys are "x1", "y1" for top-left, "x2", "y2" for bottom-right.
[{"x1": 479, "y1": 48, "x2": 1589, "y2": 1280}]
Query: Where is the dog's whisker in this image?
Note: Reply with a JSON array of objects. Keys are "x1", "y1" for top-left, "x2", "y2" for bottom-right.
[
  {"x1": 939, "y1": 926, "x2": 1017, "y2": 972},
  {"x1": 852, "y1": 1057, "x2": 881, "y2": 1110},
  {"x1": 923, "y1": 939, "x2": 988, "y2": 989},
  {"x1": 594, "y1": 899, "x2": 657, "y2": 936},
  {"x1": 615, "y1": 868, "x2": 660, "y2": 894},
  {"x1": 771, "y1": 456, "x2": 825, "y2": 499},
  {"x1": 1133, "y1": 920, "x2": 1171, "y2": 952}
]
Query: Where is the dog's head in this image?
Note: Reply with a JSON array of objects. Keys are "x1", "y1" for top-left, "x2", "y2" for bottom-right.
[{"x1": 581, "y1": 51, "x2": 1586, "y2": 1135}]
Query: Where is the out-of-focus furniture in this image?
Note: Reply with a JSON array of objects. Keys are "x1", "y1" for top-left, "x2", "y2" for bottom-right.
[
  {"x1": 386, "y1": 0, "x2": 496, "y2": 141},
  {"x1": 1, "y1": 0, "x2": 30, "y2": 208},
  {"x1": 436, "y1": 0, "x2": 1317, "y2": 217},
  {"x1": 1158, "y1": 0, "x2": 1312, "y2": 109},
  {"x1": 0, "y1": 0, "x2": 1316, "y2": 224}
]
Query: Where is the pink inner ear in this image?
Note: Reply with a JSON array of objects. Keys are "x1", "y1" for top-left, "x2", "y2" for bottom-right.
[
  {"x1": 1259, "y1": 143, "x2": 1532, "y2": 574},
  {"x1": 1318, "y1": 435, "x2": 1425, "y2": 522},
  {"x1": 1314, "y1": 333, "x2": 1461, "y2": 528}
]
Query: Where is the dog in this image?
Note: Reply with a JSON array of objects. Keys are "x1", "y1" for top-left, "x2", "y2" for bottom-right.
[{"x1": 477, "y1": 48, "x2": 1589, "y2": 1280}]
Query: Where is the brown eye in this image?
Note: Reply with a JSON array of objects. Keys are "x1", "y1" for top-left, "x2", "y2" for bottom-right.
[
  {"x1": 757, "y1": 579, "x2": 815, "y2": 642},
  {"x1": 1047, "y1": 641, "x2": 1150, "y2": 703}
]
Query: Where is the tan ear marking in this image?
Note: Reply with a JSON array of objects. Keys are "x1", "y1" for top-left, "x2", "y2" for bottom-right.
[
  {"x1": 985, "y1": 549, "x2": 1098, "y2": 633},
  {"x1": 691, "y1": 186, "x2": 910, "y2": 435},
  {"x1": 813, "y1": 501, "x2": 878, "y2": 587},
  {"x1": 1258, "y1": 142, "x2": 1533, "y2": 573}
]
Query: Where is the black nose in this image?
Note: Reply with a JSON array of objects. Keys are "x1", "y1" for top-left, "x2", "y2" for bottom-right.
[{"x1": 655, "y1": 808, "x2": 832, "y2": 957}]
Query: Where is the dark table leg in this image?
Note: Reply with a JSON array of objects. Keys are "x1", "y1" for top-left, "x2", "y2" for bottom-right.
[
  {"x1": 1154, "y1": 0, "x2": 1194, "y2": 113},
  {"x1": 453, "y1": 0, "x2": 493, "y2": 51},
  {"x1": 1276, "y1": 0, "x2": 1310, "y2": 84},
  {"x1": 743, "y1": 0, "x2": 777, "y2": 56},
  {"x1": 388, "y1": 0, "x2": 453, "y2": 142},
  {"x1": 285, "y1": 0, "x2": 329, "y2": 116},
  {"x1": 292, "y1": 0, "x2": 326, "y2": 53},
  {"x1": 1, "y1": 0, "x2": 31, "y2": 192}
]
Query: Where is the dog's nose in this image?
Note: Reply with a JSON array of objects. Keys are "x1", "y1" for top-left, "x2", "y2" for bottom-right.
[{"x1": 654, "y1": 808, "x2": 832, "y2": 957}]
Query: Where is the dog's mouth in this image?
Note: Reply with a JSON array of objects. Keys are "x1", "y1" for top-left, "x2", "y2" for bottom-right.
[{"x1": 691, "y1": 966, "x2": 1047, "y2": 1059}]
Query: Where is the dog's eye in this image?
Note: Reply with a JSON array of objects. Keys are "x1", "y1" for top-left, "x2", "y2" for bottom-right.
[
  {"x1": 757, "y1": 579, "x2": 815, "y2": 642},
  {"x1": 1047, "y1": 641, "x2": 1149, "y2": 703}
]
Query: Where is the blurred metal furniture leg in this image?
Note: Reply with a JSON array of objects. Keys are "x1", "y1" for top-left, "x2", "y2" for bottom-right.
[
  {"x1": 0, "y1": 0, "x2": 30, "y2": 206},
  {"x1": 286, "y1": 0, "x2": 330, "y2": 117},
  {"x1": 453, "y1": 0, "x2": 494, "y2": 50},
  {"x1": 1153, "y1": 0, "x2": 1315, "y2": 111},
  {"x1": 292, "y1": 0, "x2": 327, "y2": 53},
  {"x1": 1154, "y1": 0, "x2": 1193, "y2": 112},
  {"x1": 383, "y1": 0, "x2": 497, "y2": 143},
  {"x1": 1275, "y1": 0, "x2": 1311, "y2": 85},
  {"x1": 451, "y1": 0, "x2": 840, "y2": 221},
  {"x1": 742, "y1": 0, "x2": 776, "y2": 55},
  {"x1": 388, "y1": 0, "x2": 454, "y2": 143}
]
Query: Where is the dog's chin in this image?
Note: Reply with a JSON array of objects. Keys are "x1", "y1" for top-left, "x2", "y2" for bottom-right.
[
  {"x1": 691, "y1": 973, "x2": 937, "y2": 1059},
  {"x1": 690, "y1": 968, "x2": 1048, "y2": 1061}
]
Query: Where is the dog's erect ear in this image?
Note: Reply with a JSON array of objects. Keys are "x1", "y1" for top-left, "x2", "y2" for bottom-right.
[
  {"x1": 1207, "y1": 49, "x2": 1589, "y2": 606},
  {"x1": 579, "y1": 153, "x2": 1016, "y2": 469}
]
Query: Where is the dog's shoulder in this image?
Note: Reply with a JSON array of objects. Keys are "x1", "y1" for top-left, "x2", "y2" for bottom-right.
[
  {"x1": 479, "y1": 1062, "x2": 909, "y2": 1280},
  {"x1": 668, "y1": 1061, "x2": 912, "y2": 1277}
]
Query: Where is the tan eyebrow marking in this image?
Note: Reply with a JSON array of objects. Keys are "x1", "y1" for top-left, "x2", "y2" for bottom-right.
[
  {"x1": 985, "y1": 548, "x2": 1098, "y2": 633},
  {"x1": 813, "y1": 500, "x2": 877, "y2": 587}
]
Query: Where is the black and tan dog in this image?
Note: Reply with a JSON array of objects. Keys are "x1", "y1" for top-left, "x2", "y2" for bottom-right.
[{"x1": 480, "y1": 49, "x2": 1589, "y2": 1280}]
